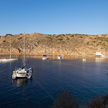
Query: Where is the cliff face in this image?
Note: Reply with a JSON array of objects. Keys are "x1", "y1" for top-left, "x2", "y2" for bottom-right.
[{"x1": 0, "y1": 33, "x2": 108, "y2": 57}]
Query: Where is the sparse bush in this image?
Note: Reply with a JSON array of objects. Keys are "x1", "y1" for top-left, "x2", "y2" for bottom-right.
[
  {"x1": 5, "y1": 34, "x2": 13, "y2": 36},
  {"x1": 58, "y1": 38, "x2": 63, "y2": 41},
  {"x1": 18, "y1": 37, "x2": 22, "y2": 40},
  {"x1": 3, "y1": 40, "x2": 6, "y2": 42},
  {"x1": 67, "y1": 37, "x2": 70, "y2": 40},
  {"x1": 70, "y1": 35, "x2": 74, "y2": 37}
]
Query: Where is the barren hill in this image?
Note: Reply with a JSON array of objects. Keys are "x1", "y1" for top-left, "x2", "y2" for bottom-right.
[{"x1": 0, "y1": 33, "x2": 108, "y2": 57}]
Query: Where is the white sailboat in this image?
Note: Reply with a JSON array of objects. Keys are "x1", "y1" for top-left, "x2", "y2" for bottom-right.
[
  {"x1": 0, "y1": 36, "x2": 17, "y2": 63},
  {"x1": 82, "y1": 58, "x2": 86, "y2": 62},
  {"x1": 42, "y1": 48, "x2": 48, "y2": 60},
  {"x1": 82, "y1": 51, "x2": 86, "y2": 62},
  {"x1": 58, "y1": 54, "x2": 64, "y2": 60},
  {"x1": 81, "y1": 46, "x2": 86, "y2": 62},
  {"x1": 12, "y1": 35, "x2": 32, "y2": 79},
  {"x1": 57, "y1": 44, "x2": 64, "y2": 60}
]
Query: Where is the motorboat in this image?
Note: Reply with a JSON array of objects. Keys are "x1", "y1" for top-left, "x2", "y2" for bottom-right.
[
  {"x1": 42, "y1": 54, "x2": 48, "y2": 60},
  {"x1": 96, "y1": 52, "x2": 104, "y2": 57}
]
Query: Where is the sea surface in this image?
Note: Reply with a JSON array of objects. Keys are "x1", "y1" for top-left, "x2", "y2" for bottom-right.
[{"x1": 0, "y1": 57, "x2": 108, "y2": 108}]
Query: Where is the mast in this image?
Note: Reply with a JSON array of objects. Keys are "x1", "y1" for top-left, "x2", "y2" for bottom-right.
[
  {"x1": 23, "y1": 35, "x2": 26, "y2": 66},
  {"x1": 44, "y1": 48, "x2": 46, "y2": 55},
  {"x1": 59, "y1": 42, "x2": 62, "y2": 55},
  {"x1": 10, "y1": 36, "x2": 12, "y2": 59},
  {"x1": 53, "y1": 36, "x2": 54, "y2": 57},
  {"x1": 60, "y1": 43, "x2": 61, "y2": 55}
]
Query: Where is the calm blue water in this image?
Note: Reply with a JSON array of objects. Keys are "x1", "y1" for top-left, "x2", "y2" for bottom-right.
[{"x1": 0, "y1": 58, "x2": 108, "y2": 108}]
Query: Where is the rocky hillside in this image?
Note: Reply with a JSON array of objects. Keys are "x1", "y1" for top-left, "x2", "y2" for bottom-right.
[{"x1": 0, "y1": 33, "x2": 108, "y2": 57}]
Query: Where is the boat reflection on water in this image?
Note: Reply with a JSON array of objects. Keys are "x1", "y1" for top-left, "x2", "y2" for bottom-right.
[
  {"x1": 12, "y1": 78, "x2": 28, "y2": 87},
  {"x1": 95, "y1": 57, "x2": 105, "y2": 62}
]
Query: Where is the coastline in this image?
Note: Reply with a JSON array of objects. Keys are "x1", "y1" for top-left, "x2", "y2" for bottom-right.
[
  {"x1": 1, "y1": 55, "x2": 108, "y2": 63},
  {"x1": 0, "y1": 33, "x2": 108, "y2": 57}
]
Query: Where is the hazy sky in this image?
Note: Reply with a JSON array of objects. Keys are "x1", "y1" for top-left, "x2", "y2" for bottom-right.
[{"x1": 0, "y1": 0, "x2": 108, "y2": 35}]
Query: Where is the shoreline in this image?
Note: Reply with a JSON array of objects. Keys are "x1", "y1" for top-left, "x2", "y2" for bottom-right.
[{"x1": 0, "y1": 55, "x2": 108, "y2": 62}]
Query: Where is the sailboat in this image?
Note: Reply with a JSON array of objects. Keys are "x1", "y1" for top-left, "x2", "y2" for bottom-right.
[
  {"x1": 0, "y1": 36, "x2": 17, "y2": 63},
  {"x1": 12, "y1": 35, "x2": 32, "y2": 79},
  {"x1": 82, "y1": 52, "x2": 86, "y2": 62},
  {"x1": 57, "y1": 44, "x2": 64, "y2": 60},
  {"x1": 82, "y1": 48, "x2": 86, "y2": 62},
  {"x1": 42, "y1": 48, "x2": 48, "y2": 60},
  {"x1": 82, "y1": 58, "x2": 86, "y2": 62},
  {"x1": 58, "y1": 54, "x2": 64, "y2": 60}
]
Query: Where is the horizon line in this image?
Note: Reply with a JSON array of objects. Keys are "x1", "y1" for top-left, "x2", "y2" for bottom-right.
[{"x1": 1, "y1": 32, "x2": 108, "y2": 36}]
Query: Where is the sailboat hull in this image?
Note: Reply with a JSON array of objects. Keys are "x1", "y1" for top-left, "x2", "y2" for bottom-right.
[
  {"x1": 0, "y1": 58, "x2": 17, "y2": 63},
  {"x1": 42, "y1": 55, "x2": 48, "y2": 60},
  {"x1": 12, "y1": 36, "x2": 32, "y2": 80},
  {"x1": 12, "y1": 68, "x2": 32, "y2": 79},
  {"x1": 42, "y1": 57, "x2": 48, "y2": 60},
  {"x1": 57, "y1": 54, "x2": 64, "y2": 60}
]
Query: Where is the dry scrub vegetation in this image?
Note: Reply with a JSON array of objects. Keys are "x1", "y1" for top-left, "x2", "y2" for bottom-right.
[{"x1": 0, "y1": 33, "x2": 108, "y2": 56}]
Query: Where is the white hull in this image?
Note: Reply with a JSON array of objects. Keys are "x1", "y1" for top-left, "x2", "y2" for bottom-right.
[
  {"x1": 96, "y1": 52, "x2": 105, "y2": 58},
  {"x1": 58, "y1": 56, "x2": 62, "y2": 60},
  {"x1": 12, "y1": 36, "x2": 32, "y2": 80},
  {"x1": 82, "y1": 58, "x2": 86, "y2": 62},
  {"x1": 12, "y1": 68, "x2": 32, "y2": 79},
  {"x1": 42, "y1": 57, "x2": 48, "y2": 60},
  {"x1": 0, "y1": 58, "x2": 17, "y2": 63},
  {"x1": 58, "y1": 54, "x2": 64, "y2": 60}
]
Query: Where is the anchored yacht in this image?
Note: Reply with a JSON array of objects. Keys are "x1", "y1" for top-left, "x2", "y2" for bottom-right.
[
  {"x1": 0, "y1": 58, "x2": 16, "y2": 63},
  {"x1": 0, "y1": 36, "x2": 17, "y2": 63},
  {"x1": 42, "y1": 54, "x2": 48, "y2": 60},
  {"x1": 42, "y1": 48, "x2": 48, "y2": 60},
  {"x1": 82, "y1": 58, "x2": 86, "y2": 62},
  {"x1": 12, "y1": 67, "x2": 32, "y2": 79},
  {"x1": 58, "y1": 54, "x2": 64, "y2": 60},
  {"x1": 12, "y1": 35, "x2": 32, "y2": 79},
  {"x1": 57, "y1": 44, "x2": 64, "y2": 60}
]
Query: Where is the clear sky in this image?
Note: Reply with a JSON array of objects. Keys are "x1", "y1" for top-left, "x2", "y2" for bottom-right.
[{"x1": 0, "y1": 0, "x2": 108, "y2": 35}]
